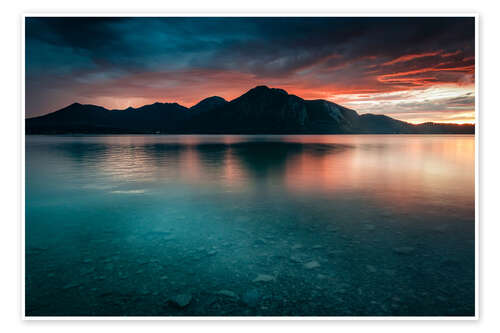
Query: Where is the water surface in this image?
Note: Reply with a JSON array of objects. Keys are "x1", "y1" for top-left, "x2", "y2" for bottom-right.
[{"x1": 25, "y1": 134, "x2": 475, "y2": 316}]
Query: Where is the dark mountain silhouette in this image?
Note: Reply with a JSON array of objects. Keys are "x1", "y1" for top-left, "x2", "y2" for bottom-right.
[
  {"x1": 27, "y1": 101, "x2": 189, "y2": 134},
  {"x1": 189, "y1": 96, "x2": 228, "y2": 114},
  {"x1": 26, "y1": 86, "x2": 474, "y2": 134}
]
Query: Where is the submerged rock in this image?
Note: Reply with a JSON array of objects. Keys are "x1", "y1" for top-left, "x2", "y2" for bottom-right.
[
  {"x1": 304, "y1": 261, "x2": 320, "y2": 269},
  {"x1": 62, "y1": 282, "x2": 81, "y2": 290},
  {"x1": 253, "y1": 274, "x2": 275, "y2": 282},
  {"x1": 253, "y1": 239, "x2": 267, "y2": 246},
  {"x1": 290, "y1": 255, "x2": 304, "y2": 263},
  {"x1": 217, "y1": 290, "x2": 239, "y2": 299},
  {"x1": 169, "y1": 294, "x2": 192, "y2": 308},
  {"x1": 393, "y1": 247, "x2": 415, "y2": 255},
  {"x1": 241, "y1": 289, "x2": 260, "y2": 307}
]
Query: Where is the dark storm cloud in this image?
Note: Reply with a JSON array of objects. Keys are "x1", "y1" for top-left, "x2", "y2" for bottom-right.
[{"x1": 25, "y1": 17, "x2": 475, "y2": 121}]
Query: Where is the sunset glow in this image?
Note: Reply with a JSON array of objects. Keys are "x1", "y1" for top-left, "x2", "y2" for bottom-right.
[{"x1": 25, "y1": 17, "x2": 475, "y2": 124}]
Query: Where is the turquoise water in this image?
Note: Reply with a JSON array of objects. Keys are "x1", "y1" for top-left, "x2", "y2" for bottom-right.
[{"x1": 25, "y1": 135, "x2": 475, "y2": 316}]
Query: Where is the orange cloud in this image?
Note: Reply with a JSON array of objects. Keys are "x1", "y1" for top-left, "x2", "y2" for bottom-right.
[{"x1": 381, "y1": 51, "x2": 443, "y2": 66}]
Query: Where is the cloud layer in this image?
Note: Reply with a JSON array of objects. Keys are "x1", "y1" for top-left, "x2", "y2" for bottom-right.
[{"x1": 25, "y1": 17, "x2": 475, "y2": 123}]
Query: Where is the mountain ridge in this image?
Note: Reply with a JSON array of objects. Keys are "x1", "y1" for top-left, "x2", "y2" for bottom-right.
[{"x1": 26, "y1": 85, "x2": 475, "y2": 134}]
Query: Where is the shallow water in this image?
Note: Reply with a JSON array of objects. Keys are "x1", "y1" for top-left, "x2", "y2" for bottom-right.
[{"x1": 25, "y1": 134, "x2": 475, "y2": 316}]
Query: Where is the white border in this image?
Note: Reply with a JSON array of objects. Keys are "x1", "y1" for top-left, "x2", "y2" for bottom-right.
[
  {"x1": 20, "y1": 11, "x2": 25, "y2": 322},
  {"x1": 20, "y1": 13, "x2": 479, "y2": 321}
]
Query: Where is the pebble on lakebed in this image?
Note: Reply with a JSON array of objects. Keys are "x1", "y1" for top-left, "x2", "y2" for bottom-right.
[
  {"x1": 393, "y1": 247, "x2": 415, "y2": 255},
  {"x1": 169, "y1": 294, "x2": 192, "y2": 308},
  {"x1": 241, "y1": 289, "x2": 260, "y2": 307},
  {"x1": 216, "y1": 290, "x2": 239, "y2": 299},
  {"x1": 304, "y1": 261, "x2": 320, "y2": 269},
  {"x1": 62, "y1": 282, "x2": 82, "y2": 290},
  {"x1": 253, "y1": 274, "x2": 275, "y2": 282}
]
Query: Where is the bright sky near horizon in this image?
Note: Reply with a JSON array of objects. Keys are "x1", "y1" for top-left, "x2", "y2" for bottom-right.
[{"x1": 25, "y1": 17, "x2": 475, "y2": 124}]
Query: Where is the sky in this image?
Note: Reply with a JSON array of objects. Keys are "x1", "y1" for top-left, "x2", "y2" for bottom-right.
[{"x1": 25, "y1": 17, "x2": 475, "y2": 124}]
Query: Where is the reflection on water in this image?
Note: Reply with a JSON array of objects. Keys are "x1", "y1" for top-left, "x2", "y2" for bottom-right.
[{"x1": 25, "y1": 135, "x2": 475, "y2": 316}]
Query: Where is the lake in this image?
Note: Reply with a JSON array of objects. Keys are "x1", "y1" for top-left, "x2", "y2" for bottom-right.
[{"x1": 25, "y1": 134, "x2": 475, "y2": 316}]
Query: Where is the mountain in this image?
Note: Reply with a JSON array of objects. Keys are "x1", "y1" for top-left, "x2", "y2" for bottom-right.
[
  {"x1": 26, "y1": 102, "x2": 189, "y2": 134},
  {"x1": 189, "y1": 96, "x2": 228, "y2": 114},
  {"x1": 189, "y1": 86, "x2": 362, "y2": 133},
  {"x1": 26, "y1": 86, "x2": 475, "y2": 134}
]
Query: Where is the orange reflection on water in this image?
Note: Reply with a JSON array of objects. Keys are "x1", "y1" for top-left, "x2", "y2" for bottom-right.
[
  {"x1": 283, "y1": 135, "x2": 474, "y2": 215},
  {"x1": 92, "y1": 135, "x2": 250, "y2": 190},
  {"x1": 68, "y1": 134, "x2": 474, "y2": 217}
]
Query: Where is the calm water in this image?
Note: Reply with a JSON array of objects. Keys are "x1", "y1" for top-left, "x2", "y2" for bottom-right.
[{"x1": 25, "y1": 135, "x2": 475, "y2": 316}]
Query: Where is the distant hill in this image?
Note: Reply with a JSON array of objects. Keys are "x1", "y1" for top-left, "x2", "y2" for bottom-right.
[
  {"x1": 26, "y1": 86, "x2": 474, "y2": 134},
  {"x1": 189, "y1": 96, "x2": 228, "y2": 114}
]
